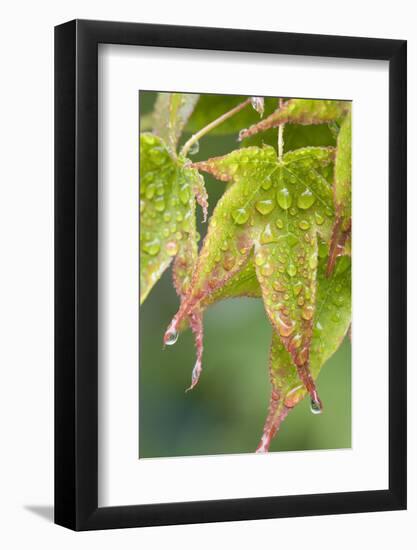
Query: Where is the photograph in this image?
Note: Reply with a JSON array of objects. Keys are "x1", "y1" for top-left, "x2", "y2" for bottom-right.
[{"x1": 139, "y1": 92, "x2": 352, "y2": 458}]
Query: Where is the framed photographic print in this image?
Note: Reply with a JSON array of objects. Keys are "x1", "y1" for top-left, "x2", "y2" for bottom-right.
[{"x1": 55, "y1": 19, "x2": 407, "y2": 530}]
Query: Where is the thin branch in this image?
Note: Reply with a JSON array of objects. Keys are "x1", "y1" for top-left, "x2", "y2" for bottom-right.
[{"x1": 180, "y1": 98, "x2": 251, "y2": 157}]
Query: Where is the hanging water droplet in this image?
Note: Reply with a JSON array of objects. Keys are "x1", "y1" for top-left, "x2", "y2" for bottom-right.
[
  {"x1": 165, "y1": 241, "x2": 179, "y2": 256},
  {"x1": 165, "y1": 328, "x2": 179, "y2": 346},
  {"x1": 277, "y1": 188, "x2": 292, "y2": 210},
  {"x1": 188, "y1": 140, "x2": 200, "y2": 155},
  {"x1": 231, "y1": 207, "x2": 249, "y2": 225},
  {"x1": 251, "y1": 96, "x2": 265, "y2": 116},
  {"x1": 297, "y1": 188, "x2": 316, "y2": 210},
  {"x1": 310, "y1": 397, "x2": 323, "y2": 415},
  {"x1": 276, "y1": 313, "x2": 295, "y2": 337},
  {"x1": 255, "y1": 199, "x2": 275, "y2": 215},
  {"x1": 179, "y1": 184, "x2": 190, "y2": 205},
  {"x1": 238, "y1": 128, "x2": 248, "y2": 141},
  {"x1": 142, "y1": 238, "x2": 160, "y2": 256},
  {"x1": 298, "y1": 220, "x2": 310, "y2": 231}
]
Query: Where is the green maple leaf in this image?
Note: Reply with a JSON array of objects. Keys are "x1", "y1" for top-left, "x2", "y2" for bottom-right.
[
  {"x1": 140, "y1": 133, "x2": 207, "y2": 304},
  {"x1": 236, "y1": 97, "x2": 352, "y2": 277},
  {"x1": 258, "y1": 254, "x2": 351, "y2": 451},
  {"x1": 164, "y1": 144, "x2": 336, "y2": 408},
  {"x1": 327, "y1": 110, "x2": 352, "y2": 274}
]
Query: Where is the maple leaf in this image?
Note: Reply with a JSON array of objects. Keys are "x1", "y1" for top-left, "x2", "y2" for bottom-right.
[
  {"x1": 257, "y1": 254, "x2": 351, "y2": 451},
  {"x1": 236, "y1": 98, "x2": 352, "y2": 277},
  {"x1": 164, "y1": 145, "x2": 336, "y2": 407},
  {"x1": 139, "y1": 133, "x2": 207, "y2": 304},
  {"x1": 327, "y1": 110, "x2": 352, "y2": 275}
]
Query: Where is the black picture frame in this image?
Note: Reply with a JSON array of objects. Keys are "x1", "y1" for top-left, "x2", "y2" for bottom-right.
[{"x1": 55, "y1": 19, "x2": 407, "y2": 531}]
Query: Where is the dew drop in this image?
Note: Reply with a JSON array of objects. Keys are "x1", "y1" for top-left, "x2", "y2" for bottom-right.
[
  {"x1": 142, "y1": 238, "x2": 160, "y2": 256},
  {"x1": 276, "y1": 218, "x2": 284, "y2": 229},
  {"x1": 260, "y1": 224, "x2": 276, "y2": 244},
  {"x1": 232, "y1": 207, "x2": 249, "y2": 225},
  {"x1": 255, "y1": 199, "x2": 275, "y2": 215},
  {"x1": 298, "y1": 220, "x2": 310, "y2": 231},
  {"x1": 291, "y1": 333, "x2": 302, "y2": 348},
  {"x1": 315, "y1": 212, "x2": 325, "y2": 225},
  {"x1": 277, "y1": 187, "x2": 292, "y2": 210},
  {"x1": 293, "y1": 282, "x2": 303, "y2": 296},
  {"x1": 273, "y1": 280, "x2": 285, "y2": 292},
  {"x1": 165, "y1": 328, "x2": 178, "y2": 346},
  {"x1": 302, "y1": 305, "x2": 314, "y2": 320},
  {"x1": 179, "y1": 185, "x2": 190, "y2": 205},
  {"x1": 310, "y1": 398, "x2": 323, "y2": 415},
  {"x1": 297, "y1": 189, "x2": 316, "y2": 210},
  {"x1": 223, "y1": 251, "x2": 235, "y2": 271},
  {"x1": 276, "y1": 313, "x2": 295, "y2": 337},
  {"x1": 163, "y1": 212, "x2": 172, "y2": 222},
  {"x1": 165, "y1": 241, "x2": 179, "y2": 256},
  {"x1": 255, "y1": 252, "x2": 266, "y2": 267},
  {"x1": 188, "y1": 140, "x2": 200, "y2": 155},
  {"x1": 251, "y1": 96, "x2": 264, "y2": 116}
]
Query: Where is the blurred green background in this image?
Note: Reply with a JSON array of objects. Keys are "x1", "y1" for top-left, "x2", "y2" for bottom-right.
[{"x1": 139, "y1": 92, "x2": 351, "y2": 458}]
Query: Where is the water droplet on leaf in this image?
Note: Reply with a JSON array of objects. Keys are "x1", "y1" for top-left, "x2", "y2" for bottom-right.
[
  {"x1": 142, "y1": 238, "x2": 160, "y2": 256},
  {"x1": 255, "y1": 199, "x2": 275, "y2": 215},
  {"x1": 298, "y1": 189, "x2": 316, "y2": 210},
  {"x1": 165, "y1": 241, "x2": 178, "y2": 256},
  {"x1": 277, "y1": 188, "x2": 292, "y2": 210},
  {"x1": 232, "y1": 207, "x2": 249, "y2": 225}
]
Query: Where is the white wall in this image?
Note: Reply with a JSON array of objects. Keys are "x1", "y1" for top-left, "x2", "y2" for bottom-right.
[{"x1": 0, "y1": 1, "x2": 414, "y2": 548}]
